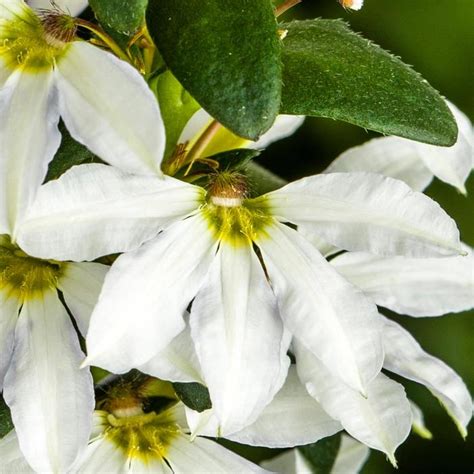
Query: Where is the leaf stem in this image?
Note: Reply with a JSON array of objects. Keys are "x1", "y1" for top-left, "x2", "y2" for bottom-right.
[{"x1": 275, "y1": 0, "x2": 302, "y2": 17}]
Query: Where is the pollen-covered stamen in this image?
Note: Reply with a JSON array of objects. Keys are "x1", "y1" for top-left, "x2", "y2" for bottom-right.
[
  {"x1": 38, "y1": 9, "x2": 77, "y2": 47},
  {"x1": 208, "y1": 170, "x2": 249, "y2": 207}
]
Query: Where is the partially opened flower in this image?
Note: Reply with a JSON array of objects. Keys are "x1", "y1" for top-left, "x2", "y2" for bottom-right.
[
  {"x1": 338, "y1": 0, "x2": 364, "y2": 11},
  {"x1": 326, "y1": 102, "x2": 473, "y2": 194},
  {"x1": 0, "y1": 0, "x2": 164, "y2": 236},
  {"x1": 17, "y1": 100, "x2": 466, "y2": 438}
]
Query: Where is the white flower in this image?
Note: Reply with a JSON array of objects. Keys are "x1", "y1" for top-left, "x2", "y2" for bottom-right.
[
  {"x1": 0, "y1": 244, "x2": 107, "y2": 474},
  {"x1": 261, "y1": 434, "x2": 370, "y2": 474},
  {"x1": 0, "y1": 363, "x2": 342, "y2": 474},
  {"x1": 326, "y1": 102, "x2": 474, "y2": 194},
  {"x1": 17, "y1": 106, "x2": 465, "y2": 438},
  {"x1": 0, "y1": 0, "x2": 164, "y2": 237}
]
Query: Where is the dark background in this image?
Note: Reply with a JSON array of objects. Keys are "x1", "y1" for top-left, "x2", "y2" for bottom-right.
[{"x1": 261, "y1": 1, "x2": 473, "y2": 472}]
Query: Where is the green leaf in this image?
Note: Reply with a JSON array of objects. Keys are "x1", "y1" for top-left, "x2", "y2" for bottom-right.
[
  {"x1": 0, "y1": 395, "x2": 13, "y2": 439},
  {"x1": 46, "y1": 124, "x2": 102, "y2": 182},
  {"x1": 298, "y1": 433, "x2": 342, "y2": 474},
  {"x1": 246, "y1": 161, "x2": 286, "y2": 195},
  {"x1": 89, "y1": 0, "x2": 148, "y2": 36},
  {"x1": 280, "y1": 20, "x2": 457, "y2": 146},
  {"x1": 146, "y1": 0, "x2": 282, "y2": 140},
  {"x1": 151, "y1": 71, "x2": 200, "y2": 160},
  {"x1": 172, "y1": 382, "x2": 212, "y2": 413}
]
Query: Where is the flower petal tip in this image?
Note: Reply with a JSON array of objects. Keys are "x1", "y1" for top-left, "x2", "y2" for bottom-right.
[{"x1": 387, "y1": 452, "x2": 398, "y2": 468}]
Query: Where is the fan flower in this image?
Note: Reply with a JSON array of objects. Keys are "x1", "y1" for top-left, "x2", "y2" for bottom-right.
[
  {"x1": 17, "y1": 101, "x2": 465, "y2": 438},
  {"x1": 0, "y1": 368, "x2": 343, "y2": 473},
  {"x1": 0, "y1": 0, "x2": 164, "y2": 237}
]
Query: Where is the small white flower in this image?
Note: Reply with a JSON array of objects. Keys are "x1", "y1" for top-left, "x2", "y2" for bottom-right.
[
  {"x1": 338, "y1": 0, "x2": 364, "y2": 11},
  {"x1": 0, "y1": 0, "x2": 164, "y2": 236},
  {"x1": 326, "y1": 102, "x2": 474, "y2": 194}
]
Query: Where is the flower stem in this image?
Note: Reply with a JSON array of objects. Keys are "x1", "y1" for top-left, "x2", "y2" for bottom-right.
[{"x1": 183, "y1": 120, "x2": 222, "y2": 175}]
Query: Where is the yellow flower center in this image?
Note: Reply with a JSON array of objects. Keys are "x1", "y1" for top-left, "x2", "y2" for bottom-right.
[
  {"x1": 0, "y1": 5, "x2": 74, "y2": 72},
  {"x1": 0, "y1": 236, "x2": 63, "y2": 298},
  {"x1": 103, "y1": 408, "x2": 181, "y2": 463},
  {"x1": 202, "y1": 198, "x2": 273, "y2": 246}
]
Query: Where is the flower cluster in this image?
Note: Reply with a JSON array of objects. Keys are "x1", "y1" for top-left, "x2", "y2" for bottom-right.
[{"x1": 0, "y1": 1, "x2": 472, "y2": 473}]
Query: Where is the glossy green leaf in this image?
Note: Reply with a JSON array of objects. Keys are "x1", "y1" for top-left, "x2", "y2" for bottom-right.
[
  {"x1": 151, "y1": 71, "x2": 200, "y2": 160},
  {"x1": 280, "y1": 20, "x2": 457, "y2": 146},
  {"x1": 89, "y1": 0, "x2": 148, "y2": 36},
  {"x1": 147, "y1": 0, "x2": 282, "y2": 140},
  {"x1": 0, "y1": 395, "x2": 13, "y2": 439},
  {"x1": 46, "y1": 124, "x2": 102, "y2": 182},
  {"x1": 246, "y1": 161, "x2": 286, "y2": 195},
  {"x1": 298, "y1": 432, "x2": 341, "y2": 474},
  {"x1": 173, "y1": 382, "x2": 212, "y2": 413}
]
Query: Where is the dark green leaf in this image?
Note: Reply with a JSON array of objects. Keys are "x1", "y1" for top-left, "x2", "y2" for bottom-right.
[
  {"x1": 0, "y1": 395, "x2": 13, "y2": 439},
  {"x1": 89, "y1": 0, "x2": 148, "y2": 36},
  {"x1": 147, "y1": 0, "x2": 282, "y2": 140},
  {"x1": 151, "y1": 71, "x2": 200, "y2": 160},
  {"x1": 280, "y1": 20, "x2": 457, "y2": 146},
  {"x1": 246, "y1": 161, "x2": 286, "y2": 195},
  {"x1": 298, "y1": 433, "x2": 342, "y2": 474},
  {"x1": 46, "y1": 124, "x2": 103, "y2": 182},
  {"x1": 172, "y1": 382, "x2": 212, "y2": 412}
]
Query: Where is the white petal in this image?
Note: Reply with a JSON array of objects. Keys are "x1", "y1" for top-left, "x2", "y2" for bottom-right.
[
  {"x1": 298, "y1": 226, "x2": 340, "y2": 258},
  {"x1": 267, "y1": 172, "x2": 462, "y2": 257},
  {"x1": 296, "y1": 341, "x2": 411, "y2": 465},
  {"x1": 179, "y1": 109, "x2": 212, "y2": 145},
  {"x1": 325, "y1": 136, "x2": 434, "y2": 191},
  {"x1": 248, "y1": 115, "x2": 305, "y2": 149},
  {"x1": 0, "y1": 59, "x2": 12, "y2": 88},
  {"x1": 0, "y1": 70, "x2": 60, "y2": 235},
  {"x1": 139, "y1": 324, "x2": 204, "y2": 384},
  {"x1": 56, "y1": 42, "x2": 165, "y2": 175},
  {"x1": 382, "y1": 317, "x2": 472, "y2": 437},
  {"x1": 255, "y1": 222, "x2": 383, "y2": 393},
  {"x1": 228, "y1": 366, "x2": 342, "y2": 447},
  {"x1": 0, "y1": 431, "x2": 34, "y2": 473},
  {"x1": 3, "y1": 290, "x2": 94, "y2": 473},
  {"x1": 58, "y1": 262, "x2": 109, "y2": 336},
  {"x1": 0, "y1": 287, "x2": 20, "y2": 391},
  {"x1": 415, "y1": 103, "x2": 473, "y2": 193},
  {"x1": 409, "y1": 400, "x2": 433, "y2": 440},
  {"x1": 166, "y1": 434, "x2": 268, "y2": 473},
  {"x1": 0, "y1": 0, "x2": 31, "y2": 21},
  {"x1": 18, "y1": 164, "x2": 202, "y2": 261},
  {"x1": 331, "y1": 250, "x2": 474, "y2": 317},
  {"x1": 26, "y1": 0, "x2": 88, "y2": 16},
  {"x1": 75, "y1": 437, "x2": 128, "y2": 473},
  {"x1": 85, "y1": 214, "x2": 217, "y2": 372},
  {"x1": 260, "y1": 450, "x2": 312, "y2": 474},
  {"x1": 331, "y1": 434, "x2": 370, "y2": 474},
  {"x1": 191, "y1": 242, "x2": 288, "y2": 435}
]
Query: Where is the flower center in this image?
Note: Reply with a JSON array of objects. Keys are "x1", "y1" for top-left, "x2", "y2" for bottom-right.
[
  {"x1": 202, "y1": 199, "x2": 273, "y2": 246},
  {"x1": 103, "y1": 407, "x2": 181, "y2": 462},
  {"x1": 0, "y1": 4, "x2": 74, "y2": 72},
  {"x1": 0, "y1": 236, "x2": 63, "y2": 298}
]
